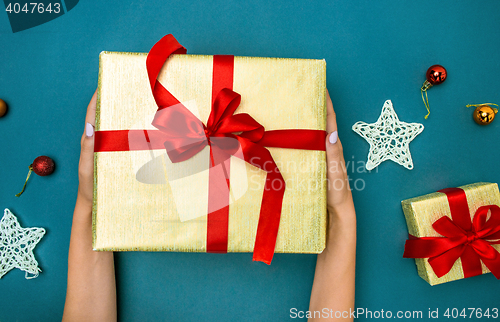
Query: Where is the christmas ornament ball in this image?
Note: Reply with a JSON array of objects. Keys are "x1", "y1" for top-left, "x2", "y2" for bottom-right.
[
  {"x1": 0, "y1": 99, "x2": 7, "y2": 117},
  {"x1": 32, "y1": 156, "x2": 55, "y2": 176},
  {"x1": 473, "y1": 105, "x2": 497, "y2": 125},
  {"x1": 425, "y1": 65, "x2": 447, "y2": 85}
]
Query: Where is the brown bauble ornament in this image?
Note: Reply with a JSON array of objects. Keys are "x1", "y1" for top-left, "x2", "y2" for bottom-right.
[
  {"x1": 473, "y1": 105, "x2": 498, "y2": 125},
  {"x1": 0, "y1": 99, "x2": 7, "y2": 117}
]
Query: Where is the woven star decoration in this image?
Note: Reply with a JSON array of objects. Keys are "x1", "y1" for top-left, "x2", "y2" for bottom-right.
[
  {"x1": 0, "y1": 208, "x2": 45, "y2": 279},
  {"x1": 352, "y1": 100, "x2": 424, "y2": 170}
]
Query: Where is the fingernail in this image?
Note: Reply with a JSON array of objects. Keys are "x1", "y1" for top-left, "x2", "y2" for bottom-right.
[
  {"x1": 85, "y1": 123, "x2": 94, "y2": 137},
  {"x1": 329, "y1": 131, "x2": 338, "y2": 144}
]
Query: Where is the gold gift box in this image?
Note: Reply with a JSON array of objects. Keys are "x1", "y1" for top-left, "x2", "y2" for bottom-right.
[
  {"x1": 93, "y1": 51, "x2": 327, "y2": 254},
  {"x1": 402, "y1": 182, "x2": 500, "y2": 285}
]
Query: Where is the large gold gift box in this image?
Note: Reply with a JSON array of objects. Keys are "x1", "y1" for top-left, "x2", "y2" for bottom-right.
[
  {"x1": 402, "y1": 182, "x2": 500, "y2": 285},
  {"x1": 93, "y1": 51, "x2": 327, "y2": 254}
]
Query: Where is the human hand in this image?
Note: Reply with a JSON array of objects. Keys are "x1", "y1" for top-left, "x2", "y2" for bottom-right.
[
  {"x1": 77, "y1": 90, "x2": 97, "y2": 207},
  {"x1": 309, "y1": 91, "x2": 356, "y2": 319},
  {"x1": 324, "y1": 90, "x2": 355, "y2": 219},
  {"x1": 64, "y1": 92, "x2": 116, "y2": 322}
]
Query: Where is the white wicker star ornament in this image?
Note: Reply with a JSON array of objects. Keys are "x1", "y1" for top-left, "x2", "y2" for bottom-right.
[
  {"x1": 0, "y1": 208, "x2": 45, "y2": 279},
  {"x1": 352, "y1": 100, "x2": 424, "y2": 170}
]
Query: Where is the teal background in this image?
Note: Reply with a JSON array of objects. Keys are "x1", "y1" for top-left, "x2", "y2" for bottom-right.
[{"x1": 1, "y1": 1, "x2": 500, "y2": 321}]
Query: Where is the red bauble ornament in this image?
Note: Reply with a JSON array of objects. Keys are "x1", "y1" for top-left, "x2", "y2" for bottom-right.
[
  {"x1": 16, "y1": 156, "x2": 55, "y2": 197},
  {"x1": 421, "y1": 64, "x2": 447, "y2": 119},
  {"x1": 32, "y1": 156, "x2": 55, "y2": 176},
  {"x1": 425, "y1": 65, "x2": 447, "y2": 85}
]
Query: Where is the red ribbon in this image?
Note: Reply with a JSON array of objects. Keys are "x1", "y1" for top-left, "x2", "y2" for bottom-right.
[
  {"x1": 403, "y1": 187, "x2": 500, "y2": 279},
  {"x1": 95, "y1": 34, "x2": 327, "y2": 264}
]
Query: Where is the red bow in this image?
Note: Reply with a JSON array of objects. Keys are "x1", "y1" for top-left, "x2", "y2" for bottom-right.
[
  {"x1": 404, "y1": 188, "x2": 500, "y2": 279},
  {"x1": 151, "y1": 87, "x2": 265, "y2": 164}
]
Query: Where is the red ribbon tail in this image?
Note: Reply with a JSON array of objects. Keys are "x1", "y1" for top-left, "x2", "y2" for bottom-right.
[
  {"x1": 472, "y1": 240, "x2": 500, "y2": 279},
  {"x1": 481, "y1": 257, "x2": 500, "y2": 279},
  {"x1": 460, "y1": 245, "x2": 483, "y2": 278},
  {"x1": 428, "y1": 245, "x2": 465, "y2": 278},
  {"x1": 251, "y1": 172, "x2": 285, "y2": 264}
]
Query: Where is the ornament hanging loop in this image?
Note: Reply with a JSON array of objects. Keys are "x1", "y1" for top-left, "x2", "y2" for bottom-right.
[
  {"x1": 466, "y1": 103, "x2": 499, "y2": 113},
  {"x1": 421, "y1": 81, "x2": 433, "y2": 119},
  {"x1": 15, "y1": 165, "x2": 33, "y2": 197}
]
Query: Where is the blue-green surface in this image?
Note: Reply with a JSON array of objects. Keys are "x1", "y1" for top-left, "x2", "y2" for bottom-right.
[{"x1": 1, "y1": 1, "x2": 500, "y2": 321}]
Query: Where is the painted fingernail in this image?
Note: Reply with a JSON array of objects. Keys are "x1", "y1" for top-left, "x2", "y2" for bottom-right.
[
  {"x1": 85, "y1": 123, "x2": 94, "y2": 137},
  {"x1": 329, "y1": 131, "x2": 338, "y2": 144}
]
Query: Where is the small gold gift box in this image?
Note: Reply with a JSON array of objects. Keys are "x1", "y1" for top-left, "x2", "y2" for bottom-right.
[{"x1": 402, "y1": 182, "x2": 500, "y2": 285}]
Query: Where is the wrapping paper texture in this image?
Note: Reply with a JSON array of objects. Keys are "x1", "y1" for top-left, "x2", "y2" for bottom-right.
[
  {"x1": 402, "y1": 182, "x2": 500, "y2": 285},
  {"x1": 93, "y1": 52, "x2": 327, "y2": 254}
]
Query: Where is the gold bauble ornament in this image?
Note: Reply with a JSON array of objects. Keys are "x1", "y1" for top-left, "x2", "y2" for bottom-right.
[
  {"x1": 472, "y1": 105, "x2": 498, "y2": 125},
  {"x1": 0, "y1": 99, "x2": 7, "y2": 117}
]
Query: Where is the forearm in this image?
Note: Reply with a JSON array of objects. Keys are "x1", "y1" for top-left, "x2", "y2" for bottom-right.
[
  {"x1": 309, "y1": 201, "x2": 356, "y2": 321},
  {"x1": 62, "y1": 194, "x2": 117, "y2": 322}
]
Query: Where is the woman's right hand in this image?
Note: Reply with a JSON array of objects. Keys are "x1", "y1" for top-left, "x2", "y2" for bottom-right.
[{"x1": 324, "y1": 90, "x2": 355, "y2": 220}]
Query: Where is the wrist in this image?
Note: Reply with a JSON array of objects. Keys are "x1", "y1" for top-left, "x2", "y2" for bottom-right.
[
  {"x1": 328, "y1": 194, "x2": 356, "y2": 217},
  {"x1": 327, "y1": 200, "x2": 356, "y2": 232},
  {"x1": 322, "y1": 202, "x2": 356, "y2": 258},
  {"x1": 77, "y1": 186, "x2": 93, "y2": 206},
  {"x1": 75, "y1": 192, "x2": 93, "y2": 212}
]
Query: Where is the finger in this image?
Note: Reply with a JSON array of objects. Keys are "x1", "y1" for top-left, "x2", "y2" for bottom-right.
[
  {"x1": 79, "y1": 134, "x2": 92, "y2": 169},
  {"x1": 79, "y1": 91, "x2": 97, "y2": 183},
  {"x1": 325, "y1": 132, "x2": 343, "y2": 179},
  {"x1": 324, "y1": 91, "x2": 352, "y2": 208},
  {"x1": 326, "y1": 90, "x2": 337, "y2": 134},
  {"x1": 325, "y1": 89, "x2": 343, "y2": 176},
  {"x1": 85, "y1": 89, "x2": 97, "y2": 127},
  {"x1": 326, "y1": 134, "x2": 351, "y2": 206}
]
